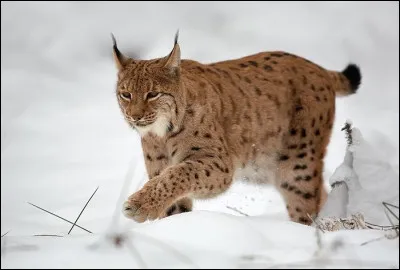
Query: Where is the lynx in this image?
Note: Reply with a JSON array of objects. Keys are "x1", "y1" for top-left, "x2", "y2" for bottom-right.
[{"x1": 113, "y1": 32, "x2": 361, "y2": 225}]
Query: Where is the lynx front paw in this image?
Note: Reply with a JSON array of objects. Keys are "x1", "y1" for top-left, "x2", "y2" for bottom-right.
[{"x1": 122, "y1": 190, "x2": 161, "y2": 223}]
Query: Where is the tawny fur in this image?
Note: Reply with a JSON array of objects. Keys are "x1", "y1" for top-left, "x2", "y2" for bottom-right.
[{"x1": 114, "y1": 33, "x2": 361, "y2": 225}]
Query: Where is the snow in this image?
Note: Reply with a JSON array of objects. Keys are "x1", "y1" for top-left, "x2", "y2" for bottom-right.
[
  {"x1": 319, "y1": 125, "x2": 399, "y2": 226},
  {"x1": 1, "y1": 1, "x2": 399, "y2": 268}
]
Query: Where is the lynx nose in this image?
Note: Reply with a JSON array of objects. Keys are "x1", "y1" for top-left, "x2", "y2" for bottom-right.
[{"x1": 131, "y1": 113, "x2": 143, "y2": 122}]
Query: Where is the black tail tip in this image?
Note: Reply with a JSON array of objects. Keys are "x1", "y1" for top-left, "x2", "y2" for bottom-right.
[{"x1": 342, "y1": 64, "x2": 362, "y2": 93}]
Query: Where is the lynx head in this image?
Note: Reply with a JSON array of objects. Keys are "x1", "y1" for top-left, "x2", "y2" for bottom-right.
[{"x1": 112, "y1": 31, "x2": 185, "y2": 137}]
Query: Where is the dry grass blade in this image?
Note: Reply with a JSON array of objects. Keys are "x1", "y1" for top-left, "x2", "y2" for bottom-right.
[
  {"x1": 68, "y1": 186, "x2": 99, "y2": 235},
  {"x1": 341, "y1": 121, "x2": 353, "y2": 146},
  {"x1": 226, "y1": 206, "x2": 249, "y2": 216},
  {"x1": 34, "y1": 234, "x2": 63, "y2": 237},
  {"x1": 361, "y1": 235, "x2": 387, "y2": 246},
  {"x1": 1, "y1": 230, "x2": 11, "y2": 238},
  {"x1": 27, "y1": 202, "x2": 92, "y2": 234}
]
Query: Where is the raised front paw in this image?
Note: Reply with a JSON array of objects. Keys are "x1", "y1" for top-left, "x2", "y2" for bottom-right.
[{"x1": 122, "y1": 189, "x2": 161, "y2": 223}]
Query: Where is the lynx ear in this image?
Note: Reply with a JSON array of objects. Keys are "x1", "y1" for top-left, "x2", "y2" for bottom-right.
[
  {"x1": 163, "y1": 30, "x2": 181, "y2": 76},
  {"x1": 111, "y1": 33, "x2": 130, "y2": 70}
]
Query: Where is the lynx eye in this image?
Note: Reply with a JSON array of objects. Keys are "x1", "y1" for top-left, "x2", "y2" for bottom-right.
[
  {"x1": 146, "y1": 91, "x2": 161, "y2": 100},
  {"x1": 120, "y1": 91, "x2": 132, "y2": 101}
]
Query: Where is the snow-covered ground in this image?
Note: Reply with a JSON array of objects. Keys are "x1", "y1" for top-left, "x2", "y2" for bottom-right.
[{"x1": 1, "y1": 1, "x2": 398, "y2": 268}]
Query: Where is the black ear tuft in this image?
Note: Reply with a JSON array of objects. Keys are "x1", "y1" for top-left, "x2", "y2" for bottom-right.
[{"x1": 174, "y1": 29, "x2": 179, "y2": 46}]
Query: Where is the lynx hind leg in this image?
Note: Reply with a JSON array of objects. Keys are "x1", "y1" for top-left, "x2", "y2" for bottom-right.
[
  {"x1": 275, "y1": 129, "x2": 329, "y2": 225},
  {"x1": 161, "y1": 197, "x2": 193, "y2": 218}
]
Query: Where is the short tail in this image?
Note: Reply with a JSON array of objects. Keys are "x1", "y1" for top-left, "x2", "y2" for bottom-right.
[{"x1": 329, "y1": 64, "x2": 362, "y2": 96}]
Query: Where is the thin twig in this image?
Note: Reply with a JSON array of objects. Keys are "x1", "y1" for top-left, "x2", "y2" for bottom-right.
[
  {"x1": 1, "y1": 230, "x2": 10, "y2": 237},
  {"x1": 226, "y1": 206, "x2": 249, "y2": 216},
  {"x1": 383, "y1": 202, "x2": 399, "y2": 209},
  {"x1": 383, "y1": 202, "x2": 399, "y2": 221},
  {"x1": 68, "y1": 186, "x2": 99, "y2": 235},
  {"x1": 27, "y1": 202, "x2": 92, "y2": 234},
  {"x1": 383, "y1": 205, "x2": 399, "y2": 237}
]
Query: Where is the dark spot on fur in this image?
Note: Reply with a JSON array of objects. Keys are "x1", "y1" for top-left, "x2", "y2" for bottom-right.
[
  {"x1": 313, "y1": 170, "x2": 318, "y2": 177},
  {"x1": 311, "y1": 149, "x2": 316, "y2": 154},
  {"x1": 271, "y1": 60, "x2": 278, "y2": 64},
  {"x1": 295, "y1": 176, "x2": 302, "y2": 181},
  {"x1": 315, "y1": 96, "x2": 321, "y2": 102},
  {"x1": 264, "y1": 56, "x2": 271, "y2": 61},
  {"x1": 301, "y1": 128, "x2": 306, "y2": 137},
  {"x1": 289, "y1": 144, "x2": 298, "y2": 149},
  {"x1": 197, "y1": 66, "x2": 205, "y2": 73},
  {"x1": 304, "y1": 175, "x2": 312, "y2": 181},
  {"x1": 279, "y1": 155, "x2": 290, "y2": 161},
  {"x1": 295, "y1": 190, "x2": 302, "y2": 195},
  {"x1": 300, "y1": 143, "x2": 307, "y2": 149},
  {"x1": 264, "y1": 65, "x2": 273, "y2": 71},
  {"x1": 315, "y1": 129, "x2": 320, "y2": 136},
  {"x1": 205, "y1": 170, "x2": 210, "y2": 177},
  {"x1": 204, "y1": 133, "x2": 212, "y2": 139},
  {"x1": 311, "y1": 84, "x2": 315, "y2": 91},
  {"x1": 294, "y1": 164, "x2": 307, "y2": 170},
  {"x1": 191, "y1": 147, "x2": 201, "y2": 151},
  {"x1": 290, "y1": 128, "x2": 297, "y2": 136},
  {"x1": 289, "y1": 79, "x2": 294, "y2": 85},
  {"x1": 303, "y1": 193, "x2": 313, "y2": 199},
  {"x1": 187, "y1": 108, "x2": 194, "y2": 116},
  {"x1": 194, "y1": 131, "x2": 199, "y2": 136},
  {"x1": 295, "y1": 105, "x2": 303, "y2": 112},
  {"x1": 171, "y1": 149, "x2": 177, "y2": 157},
  {"x1": 295, "y1": 207, "x2": 301, "y2": 212},
  {"x1": 156, "y1": 155, "x2": 166, "y2": 160},
  {"x1": 281, "y1": 182, "x2": 289, "y2": 189},
  {"x1": 146, "y1": 154, "x2": 152, "y2": 161},
  {"x1": 248, "y1": 60, "x2": 258, "y2": 67},
  {"x1": 297, "y1": 153, "x2": 307, "y2": 158},
  {"x1": 302, "y1": 75, "x2": 308, "y2": 85},
  {"x1": 255, "y1": 86, "x2": 262, "y2": 96}
]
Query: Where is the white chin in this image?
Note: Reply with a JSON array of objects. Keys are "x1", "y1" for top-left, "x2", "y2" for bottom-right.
[{"x1": 135, "y1": 116, "x2": 170, "y2": 138}]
